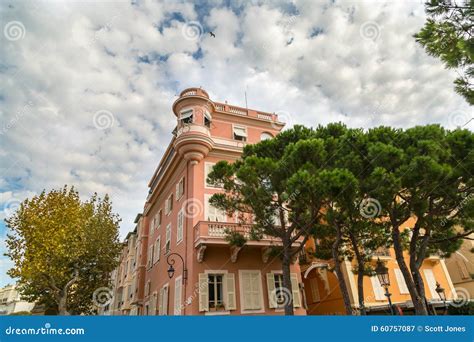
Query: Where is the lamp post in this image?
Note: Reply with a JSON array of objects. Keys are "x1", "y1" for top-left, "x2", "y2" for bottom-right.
[
  {"x1": 375, "y1": 258, "x2": 395, "y2": 315},
  {"x1": 435, "y1": 282, "x2": 447, "y2": 315},
  {"x1": 166, "y1": 253, "x2": 187, "y2": 282}
]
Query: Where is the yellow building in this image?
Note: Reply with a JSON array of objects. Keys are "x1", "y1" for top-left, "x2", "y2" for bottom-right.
[{"x1": 301, "y1": 218, "x2": 457, "y2": 315}]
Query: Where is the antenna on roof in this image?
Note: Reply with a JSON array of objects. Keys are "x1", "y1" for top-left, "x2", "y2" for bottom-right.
[{"x1": 244, "y1": 86, "x2": 248, "y2": 110}]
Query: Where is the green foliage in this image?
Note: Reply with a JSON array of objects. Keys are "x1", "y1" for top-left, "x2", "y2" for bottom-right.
[
  {"x1": 447, "y1": 301, "x2": 474, "y2": 315},
  {"x1": 5, "y1": 186, "x2": 122, "y2": 315},
  {"x1": 224, "y1": 229, "x2": 247, "y2": 247},
  {"x1": 414, "y1": 0, "x2": 474, "y2": 104}
]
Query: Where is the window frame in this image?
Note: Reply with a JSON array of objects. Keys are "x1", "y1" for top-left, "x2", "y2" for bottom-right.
[{"x1": 232, "y1": 125, "x2": 247, "y2": 142}]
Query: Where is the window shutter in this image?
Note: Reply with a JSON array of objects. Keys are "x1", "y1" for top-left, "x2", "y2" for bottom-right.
[
  {"x1": 423, "y1": 269, "x2": 438, "y2": 298},
  {"x1": 162, "y1": 286, "x2": 169, "y2": 315},
  {"x1": 177, "y1": 210, "x2": 183, "y2": 242},
  {"x1": 290, "y1": 273, "x2": 301, "y2": 308},
  {"x1": 156, "y1": 237, "x2": 161, "y2": 261},
  {"x1": 394, "y1": 269, "x2": 409, "y2": 294},
  {"x1": 251, "y1": 272, "x2": 262, "y2": 309},
  {"x1": 370, "y1": 276, "x2": 385, "y2": 300},
  {"x1": 174, "y1": 277, "x2": 182, "y2": 315},
  {"x1": 266, "y1": 273, "x2": 277, "y2": 308},
  {"x1": 241, "y1": 272, "x2": 252, "y2": 310},
  {"x1": 176, "y1": 183, "x2": 179, "y2": 199},
  {"x1": 158, "y1": 288, "x2": 164, "y2": 315},
  {"x1": 225, "y1": 273, "x2": 236, "y2": 310},
  {"x1": 198, "y1": 273, "x2": 209, "y2": 312},
  {"x1": 150, "y1": 292, "x2": 157, "y2": 315}
]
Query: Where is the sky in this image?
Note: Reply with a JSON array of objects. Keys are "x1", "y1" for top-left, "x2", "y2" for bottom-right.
[{"x1": 0, "y1": 0, "x2": 472, "y2": 287}]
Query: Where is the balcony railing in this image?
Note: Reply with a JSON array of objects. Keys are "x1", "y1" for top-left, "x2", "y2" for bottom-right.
[
  {"x1": 372, "y1": 247, "x2": 391, "y2": 258},
  {"x1": 193, "y1": 221, "x2": 302, "y2": 247}
]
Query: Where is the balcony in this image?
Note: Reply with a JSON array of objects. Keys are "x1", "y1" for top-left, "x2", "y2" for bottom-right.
[{"x1": 193, "y1": 221, "x2": 303, "y2": 263}]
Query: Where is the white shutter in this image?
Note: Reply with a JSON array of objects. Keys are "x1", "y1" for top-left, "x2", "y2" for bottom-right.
[
  {"x1": 162, "y1": 286, "x2": 169, "y2": 315},
  {"x1": 177, "y1": 209, "x2": 183, "y2": 242},
  {"x1": 198, "y1": 273, "x2": 209, "y2": 312},
  {"x1": 150, "y1": 292, "x2": 157, "y2": 315},
  {"x1": 310, "y1": 278, "x2": 320, "y2": 302},
  {"x1": 290, "y1": 273, "x2": 301, "y2": 308},
  {"x1": 166, "y1": 224, "x2": 171, "y2": 252},
  {"x1": 156, "y1": 237, "x2": 160, "y2": 261},
  {"x1": 394, "y1": 269, "x2": 409, "y2": 294},
  {"x1": 370, "y1": 276, "x2": 385, "y2": 300},
  {"x1": 225, "y1": 273, "x2": 236, "y2": 310},
  {"x1": 174, "y1": 277, "x2": 182, "y2": 315},
  {"x1": 266, "y1": 273, "x2": 277, "y2": 308},
  {"x1": 158, "y1": 288, "x2": 164, "y2": 315},
  {"x1": 423, "y1": 269, "x2": 438, "y2": 298},
  {"x1": 241, "y1": 271, "x2": 262, "y2": 310},
  {"x1": 176, "y1": 183, "x2": 180, "y2": 199}
]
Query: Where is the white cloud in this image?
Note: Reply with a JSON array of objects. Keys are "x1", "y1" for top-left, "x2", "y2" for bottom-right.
[{"x1": 0, "y1": 0, "x2": 471, "y2": 285}]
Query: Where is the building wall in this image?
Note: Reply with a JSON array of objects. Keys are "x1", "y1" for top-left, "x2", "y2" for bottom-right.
[
  {"x1": 444, "y1": 238, "x2": 474, "y2": 299},
  {"x1": 0, "y1": 285, "x2": 35, "y2": 315}
]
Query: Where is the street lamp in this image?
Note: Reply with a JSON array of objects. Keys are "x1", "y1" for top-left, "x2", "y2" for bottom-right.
[
  {"x1": 435, "y1": 282, "x2": 447, "y2": 315},
  {"x1": 166, "y1": 253, "x2": 187, "y2": 282},
  {"x1": 375, "y1": 258, "x2": 395, "y2": 315}
]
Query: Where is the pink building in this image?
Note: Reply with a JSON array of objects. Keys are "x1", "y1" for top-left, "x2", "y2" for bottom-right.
[{"x1": 134, "y1": 87, "x2": 306, "y2": 315}]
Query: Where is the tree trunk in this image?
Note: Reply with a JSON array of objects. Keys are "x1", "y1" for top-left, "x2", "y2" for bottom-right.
[
  {"x1": 57, "y1": 293, "x2": 70, "y2": 316},
  {"x1": 392, "y1": 224, "x2": 428, "y2": 315},
  {"x1": 348, "y1": 231, "x2": 366, "y2": 315},
  {"x1": 282, "y1": 235, "x2": 294, "y2": 315},
  {"x1": 410, "y1": 224, "x2": 432, "y2": 314},
  {"x1": 332, "y1": 224, "x2": 353, "y2": 315}
]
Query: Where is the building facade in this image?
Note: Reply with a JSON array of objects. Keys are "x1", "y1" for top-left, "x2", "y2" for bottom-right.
[
  {"x1": 301, "y1": 217, "x2": 458, "y2": 315},
  {"x1": 444, "y1": 236, "x2": 474, "y2": 302},
  {"x1": 0, "y1": 284, "x2": 35, "y2": 315},
  {"x1": 107, "y1": 87, "x2": 459, "y2": 316}
]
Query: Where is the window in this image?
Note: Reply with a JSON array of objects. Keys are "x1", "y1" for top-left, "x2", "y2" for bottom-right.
[
  {"x1": 177, "y1": 209, "x2": 184, "y2": 243},
  {"x1": 266, "y1": 272, "x2": 301, "y2": 309},
  {"x1": 165, "y1": 223, "x2": 171, "y2": 253},
  {"x1": 153, "y1": 210, "x2": 162, "y2": 230},
  {"x1": 394, "y1": 269, "x2": 409, "y2": 294},
  {"x1": 233, "y1": 126, "x2": 247, "y2": 141},
  {"x1": 204, "y1": 111, "x2": 212, "y2": 128},
  {"x1": 153, "y1": 237, "x2": 161, "y2": 264},
  {"x1": 176, "y1": 177, "x2": 185, "y2": 200},
  {"x1": 174, "y1": 276, "x2": 182, "y2": 315},
  {"x1": 144, "y1": 303, "x2": 149, "y2": 316},
  {"x1": 150, "y1": 292, "x2": 157, "y2": 315},
  {"x1": 208, "y1": 274, "x2": 224, "y2": 309},
  {"x1": 158, "y1": 285, "x2": 169, "y2": 315},
  {"x1": 198, "y1": 272, "x2": 236, "y2": 312},
  {"x1": 423, "y1": 269, "x2": 438, "y2": 298},
  {"x1": 204, "y1": 162, "x2": 223, "y2": 188},
  {"x1": 205, "y1": 194, "x2": 226, "y2": 222},
  {"x1": 260, "y1": 132, "x2": 273, "y2": 141},
  {"x1": 145, "y1": 280, "x2": 151, "y2": 297},
  {"x1": 147, "y1": 245, "x2": 153, "y2": 269},
  {"x1": 370, "y1": 276, "x2": 385, "y2": 300},
  {"x1": 179, "y1": 109, "x2": 193, "y2": 125},
  {"x1": 165, "y1": 194, "x2": 173, "y2": 215},
  {"x1": 240, "y1": 270, "x2": 263, "y2": 311}
]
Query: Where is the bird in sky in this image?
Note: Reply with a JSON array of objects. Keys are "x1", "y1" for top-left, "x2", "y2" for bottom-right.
[{"x1": 209, "y1": 31, "x2": 216, "y2": 38}]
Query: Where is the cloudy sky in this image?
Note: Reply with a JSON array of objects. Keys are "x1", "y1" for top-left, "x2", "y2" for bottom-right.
[{"x1": 0, "y1": 0, "x2": 472, "y2": 286}]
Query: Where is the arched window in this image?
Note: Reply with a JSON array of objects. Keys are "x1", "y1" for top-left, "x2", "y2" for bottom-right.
[{"x1": 260, "y1": 132, "x2": 273, "y2": 141}]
